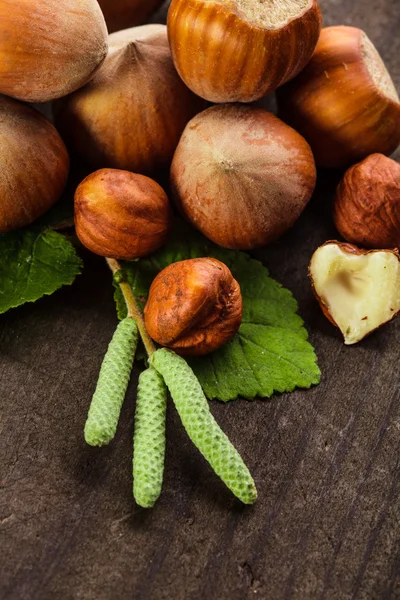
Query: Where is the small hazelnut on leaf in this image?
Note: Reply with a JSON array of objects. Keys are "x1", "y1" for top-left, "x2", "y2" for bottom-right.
[
  {"x1": 74, "y1": 169, "x2": 172, "y2": 260},
  {"x1": 54, "y1": 25, "x2": 204, "y2": 175},
  {"x1": 167, "y1": 0, "x2": 322, "y2": 103},
  {"x1": 170, "y1": 104, "x2": 317, "y2": 250},
  {"x1": 144, "y1": 258, "x2": 243, "y2": 356},
  {"x1": 98, "y1": 0, "x2": 164, "y2": 33},
  {"x1": 333, "y1": 154, "x2": 400, "y2": 249},
  {"x1": 277, "y1": 26, "x2": 400, "y2": 168},
  {"x1": 309, "y1": 242, "x2": 400, "y2": 344},
  {"x1": 0, "y1": 0, "x2": 108, "y2": 103},
  {"x1": 0, "y1": 95, "x2": 69, "y2": 234}
]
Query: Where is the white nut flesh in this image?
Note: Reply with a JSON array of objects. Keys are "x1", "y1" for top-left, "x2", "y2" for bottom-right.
[{"x1": 310, "y1": 243, "x2": 400, "y2": 344}]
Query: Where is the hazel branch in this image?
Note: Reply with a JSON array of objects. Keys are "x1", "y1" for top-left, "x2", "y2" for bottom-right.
[{"x1": 106, "y1": 257, "x2": 156, "y2": 358}]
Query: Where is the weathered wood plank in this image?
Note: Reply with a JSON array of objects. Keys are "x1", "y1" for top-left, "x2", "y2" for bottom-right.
[{"x1": 1, "y1": 1, "x2": 399, "y2": 599}]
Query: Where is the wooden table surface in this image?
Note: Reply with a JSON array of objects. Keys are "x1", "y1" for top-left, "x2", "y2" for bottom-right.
[{"x1": 1, "y1": 1, "x2": 399, "y2": 599}]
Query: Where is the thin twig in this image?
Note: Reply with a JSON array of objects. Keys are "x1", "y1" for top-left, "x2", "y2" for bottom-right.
[{"x1": 106, "y1": 258, "x2": 156, "y2": 358}]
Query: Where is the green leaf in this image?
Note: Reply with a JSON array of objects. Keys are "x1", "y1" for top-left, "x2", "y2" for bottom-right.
[
  {"x1": 115, "y1": 224, "x2": 320, "y2": 402},
  {"x1": 0, "y1": 228, "x2": 82, "y2": 314}
]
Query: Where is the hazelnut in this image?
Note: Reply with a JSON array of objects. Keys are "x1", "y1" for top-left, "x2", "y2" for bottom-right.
[
  {"x1": 309, "y1": 241, "x2": 400, "y2": 344},
  {"x1": 277, "y1": 26, "x2": 400, "y2": 168},
  {"x1": 0, "y1": 0, "x2": 108, "y2": 102},
  {"x1": 144, "y1": 258, "x2": 243, "y2": 356},
  {"x1": 74, "y1": 169, "x2": 172, "y2": 260},
  {"x1": 0, "y1": 95, "x2": 69, "y2": 234},
  {"x1": 170, "y1": 104, "x2": 317, "y2": 250},
  {"x1": 167, "y1": 0, "x2": 322, "y2": 103},
  {"x1": 98, "y1": 0, "x2": 164, "y2": 33},
  {"x1": 333, "y1": 154, "x2": 400, "y2": 249},
  {"x1": 54, "y1": 25, "x2": 204, "y2": 176}
]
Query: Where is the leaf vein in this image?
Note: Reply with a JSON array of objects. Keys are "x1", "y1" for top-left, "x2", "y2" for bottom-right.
[{"x1": 239, "y1": 332, "x2": 317, "y2": 378}]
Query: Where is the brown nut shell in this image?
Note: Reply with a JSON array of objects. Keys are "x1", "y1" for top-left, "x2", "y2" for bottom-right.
[
  {"x1": 144, "y1": 258, "x2": 243, "y2": 356},
  {"x1": 333, "y1": 154, "x2": 400, "y2": 249},
  {"x1": 0, "y1": 0, "x2": 108, "y2": 103},
  {"x1": 170, "y1": 104, "x2": 317, "y2": 250},
  {"x1": 277, "y1": 26, "x2": 400, "y2": 168},
  {"x1": 167, "y1": 0, "x2": 322, "y2": 103},
  {"x1": 98, "y1": 0, "x2": 164, "y2": 33},
  {"x1": 74, "y1": 169, "x2": 172, "y2": 260},
  {"x1": 0, "y1": 95, "x2": 70, "y2": 233},
  {"x1": 54, "y1": 25, "x2": 204, "y2": 176}
]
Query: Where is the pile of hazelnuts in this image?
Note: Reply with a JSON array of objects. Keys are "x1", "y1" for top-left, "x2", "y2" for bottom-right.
[{"x1": 1, "y1": 0, "x2": 399, "y2": 352}]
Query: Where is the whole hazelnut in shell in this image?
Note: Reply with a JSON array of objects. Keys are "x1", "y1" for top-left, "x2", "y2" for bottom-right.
[
  {"x1": 74, "y1": 169, "x2": 172, "y2": 260},
  {"x1": 55, "y1": 25, "x2": 204, "y2": 176},
  {"x1": 98, "y1": 0, "x2": 164, "y2": 33},
  {"x1": 170, "y1": 104, "x2": 317, "y2": 250},
  {"x1": 144, "y1": 258, "x2": 243, "y2": 356},
  {"x1": 333, "y1": 154, "x2": 400, "y2": 249},
  {"x1": 277, "y1": 26, "x2": 400, "y2": 168},
  {"x1": 0, "y1": 95, "x2": 69, "y2": 234},
  {"x1": 167, "y1": 0, "x2": 322, "y2": 103},
  {"x1": 0, "y1": 0, "x2": 108, "y2": 103}
]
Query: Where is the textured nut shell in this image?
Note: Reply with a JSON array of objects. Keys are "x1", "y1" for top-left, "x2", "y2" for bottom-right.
[
  {"x1": 333, "y1": 154, "x2": 400, "y2": 249},
  {"x1": 308, "y1": 241, "x2": 400, "y2": 335},
  {"x1": 54, "y1": 25, "x2": 204, "y2": 175},
  {"x1": 98, "y1": 0, "x2": 164, "y2": 33},
  {"x1": 170, "y1": 104, "x2": 317, "y2": 250},
  {"x1": 0, "y1": 96, "x2": 69, "y2": 233},
  {"x1": 167, "y1": 0, "x2": 322, "y2": 103},
  {"x1": 0, "y1": 0, "x2": 108, "y2": 103},
  {"x1": 277, "y1": 26, "x2": 400, "y2": 168},
  {"x1": 74, "y1": 169, "x2": 172, "y2": 260},
  {"x1": 144, "y1": 258, "x2": 243, "y2": 356}
]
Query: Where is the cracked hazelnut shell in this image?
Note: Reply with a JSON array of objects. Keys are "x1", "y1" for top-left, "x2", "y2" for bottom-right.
[
  {"x1": 74, "y1": 169, "x2": 172, "y2": 260},
  {"x1": 309, "y1": 241, "x2": 400, "y2": 344},
  {"x1": 144, "y1": 258, "x2": 243, "y2": 356},
  {"x1": 333, "y1": 154, "x2": 400, "y2": 249},
  {"x1": 0, "y1": 96, "x2": 69, "y2": 234},
  {"x1": 170, "y1": 104, "x2": 317, "y2": 250},
  {"x1": 54, "y1": 25, "x2": 204, "y2": 176},
  {"x1": 167, "y1": 0, "x2": 322, "y2": 103},
  {"x1": 277, "y1": 26, "x2": 400, "y2": 168},
  {"x1": 98, "y1": 0, "x2": 164, "y2": 33},
  {"x1": 0, "y1": 0, "x2": 108, "y2": 102}
]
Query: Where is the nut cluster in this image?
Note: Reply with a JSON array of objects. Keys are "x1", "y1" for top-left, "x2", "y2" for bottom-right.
[{"x1": 1, "y1": 0, "x2": 400, "y2": 350}]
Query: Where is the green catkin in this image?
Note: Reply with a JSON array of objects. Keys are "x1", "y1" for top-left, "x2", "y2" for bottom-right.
[
  {"x1": 84, "y1": 317, "x2": 139, "y2": 447},
  {"x1": 151, "y1": 349, "x2": 257, "y2": 505},
  {"x1": 133, "y1": 367, "x2": 167, "y2": 508}
]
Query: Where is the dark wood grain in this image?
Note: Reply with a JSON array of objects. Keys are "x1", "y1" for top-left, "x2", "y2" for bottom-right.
[{"x1": 1, "y1": 1, "x2": 400, "y2": 599}]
